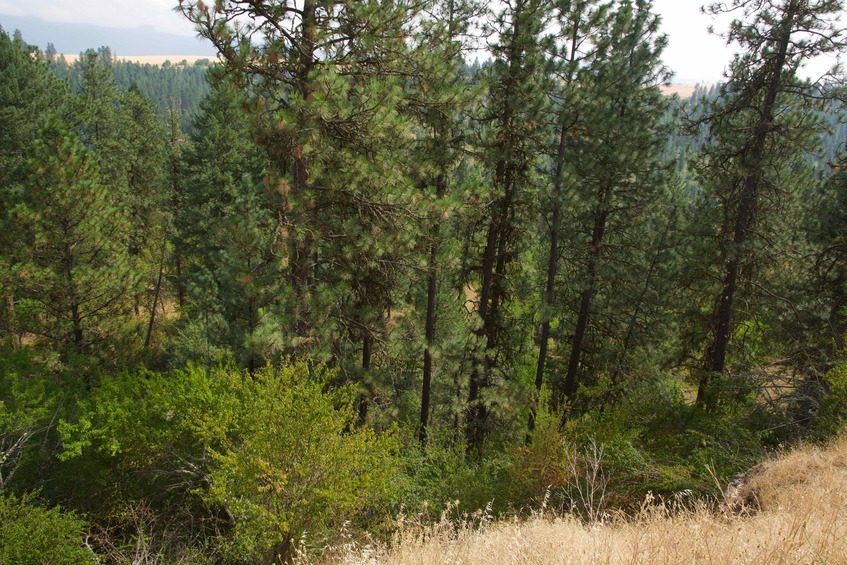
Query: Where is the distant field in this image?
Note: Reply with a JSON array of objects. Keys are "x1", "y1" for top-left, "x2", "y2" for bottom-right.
[
  {"x1": 60, "y1": 54, "x2": 217, "y2": 66},
  {"x1": 57, "y1": 55, "x2": 707, "y2": 98},
  {"x1": 661, "y1": 84, "x2": 701, "y2": 98},
  {"x1": 115, "y1": 55, "x2": 217, "y2": 65}
]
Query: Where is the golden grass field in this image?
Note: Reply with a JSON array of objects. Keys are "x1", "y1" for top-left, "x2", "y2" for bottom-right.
[
  {"x1": 660, "y1": 84, "x2": 702, "y2": 98},
  {"x1": 309, "y1": 434, "x2": 847, "y2": 564},
  {"x1": 59, "y1": 54, "x2": 216, "y2": 66},
  {"x1": 113, "y1": 55, "x2": 215, "y2": 65}
]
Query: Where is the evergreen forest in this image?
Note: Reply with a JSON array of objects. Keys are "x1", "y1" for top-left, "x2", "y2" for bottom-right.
[{"x1": 2, "y1": 0, "x2": 847, "y2": 562}]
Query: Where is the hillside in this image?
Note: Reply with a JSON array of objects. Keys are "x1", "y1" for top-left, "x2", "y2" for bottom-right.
[
  {"x1": 319, "y1": 435, "x2": 847, "y2": 564},
  {"x1": 4, "y1": 4, "x2": 847, "y2": 563},
  {"x1": 660, "y1": 83, "x2": 703, "y2": 98},
  {"x1": 61, "y1": 54, "x2": 217, "y2": 66},
  {"x1": 50, "y1": 52, "x2": 211, "y2": 129}
]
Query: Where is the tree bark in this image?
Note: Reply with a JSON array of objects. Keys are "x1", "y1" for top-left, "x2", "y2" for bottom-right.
[
  {"x1": 530, "y1": 120, "x2": 566, "y2": 436},
  {"x1": 290, "y1": 0, "x2": 317, "y2": 341},
  {"x1": 562, "y1": 204, "x2": 608, "y2": 404},
  {"x1": 358, "y1": 332, "x2": 372, "y2": 424},
  {"x1": 144, "y1": 234, "x2": 167, "y2": 349},
  {"x1": 530, "y1": 11, "x2": 583, "y2": 437},
  {"x1": 466, "y1": 210, "x2": 500, "y2": 452},
  {"x1": 419, "y1": 171, "x2": 446, "y2": 444}
]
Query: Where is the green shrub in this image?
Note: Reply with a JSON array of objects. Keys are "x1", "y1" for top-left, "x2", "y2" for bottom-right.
[
  {"x1": 60, "y1": 361, "x2": 400, "y2": 563},
  {"x1": 0, "y1": 348, "x2": 87, "y2": 493},
  {"x1": 815, "y1": 360, "x2": 847, "y2": 438},
  {"x1": 0, "y1": 492, "x2": 93, "y2": 564},
  {"x1": 509, "y1": 387, "x2": 569, "y2": 506},
  {"x1": 201, "y1": 362, "x2": 399, "y2": 563}
]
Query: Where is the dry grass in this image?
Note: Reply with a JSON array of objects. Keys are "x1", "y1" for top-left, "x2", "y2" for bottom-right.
[{"x1": 309, "y1": 435, "x2": 847, "y2": 564}]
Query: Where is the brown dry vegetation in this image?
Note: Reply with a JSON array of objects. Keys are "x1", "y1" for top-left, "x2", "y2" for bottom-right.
[{"x1": 308, "y1": 434, "x2": 847, "y2": 564}]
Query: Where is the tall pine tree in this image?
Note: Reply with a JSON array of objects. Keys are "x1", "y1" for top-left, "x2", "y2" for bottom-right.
[
  {"x1": 557, "y1": 0, "x2": 672, "y2": 408},
  {"x1": 690, "y1": 0, "x2": 845, "y2": 405},
  {"x1": 5, "y1": 119, "x2": 138, "y2": 362},
  {"x1": 466, "y1": 0, "x2": 551, "y2": 451}
]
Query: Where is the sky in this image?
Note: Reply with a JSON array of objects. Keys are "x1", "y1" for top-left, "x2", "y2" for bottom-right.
[
  {"x1": 652, "y1": 0, "x2": 734, "y2": 84},
  {"x1": 0, "y1": 0, "x2": 839, "y2": 84}
]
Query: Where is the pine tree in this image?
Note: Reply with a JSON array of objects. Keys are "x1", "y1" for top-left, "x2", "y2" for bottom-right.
[
  {"x1": 65, "y1": 52, "x2": 173, "y2": 342},
  {"x1": 5, "y1": 119, "x2": 138, "y2": 361},
  {"x1": 0, "y1": 31, "x2": 62, "y2": 193},
  {"x1": 70, "y1": 53, "x2": 171, "y2": 260},
  {"x1": 466, "y1": 0, "x2": 552, "y2": 451},
  {"x1": 121, "y1": 84, "x2": 170, "y2": 257},
  {"x1": 70, "y1": 51, "x2": 125, "y2": 166},
  {"x1": 557, "y1": 0, "x2": 672, "y2": 408},
  {"x1": 403, "y1": 0, "x2": 480, "y2": 442},
  {"x1": 690, "y1": 0, "x2": 846, "y2": 405},
  {"x1": 0, "y1": 30, "x2": 65, "y2": 346},
  {"x1": 807, "y1": 168, "x2": 847, "y2": 358},
  {"x1": 179, "y1": 0, "x2": 421, "y2": 400},
  {"x1": 175, "y1": 76, "x2": 278, "y2": 370},
  {"x1": 531, "y1": 0, "x2": 611, "y2": 434}
]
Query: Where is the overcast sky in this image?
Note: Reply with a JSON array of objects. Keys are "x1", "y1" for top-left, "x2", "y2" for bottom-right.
[{"x1": 0, "y1": 0, "x2": 839, "y2": 84}]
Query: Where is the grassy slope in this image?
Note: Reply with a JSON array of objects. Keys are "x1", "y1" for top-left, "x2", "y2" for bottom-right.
[{"x1": 314, "y1": 434, "x2": 847, "y2": 564}]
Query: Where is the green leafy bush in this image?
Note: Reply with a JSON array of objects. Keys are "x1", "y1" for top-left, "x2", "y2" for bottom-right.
[
  {"x1": 200, "y1": 363, "x2": 399, "y2": 562},
  {"x1": 0, "y1": 348, "x2": 84, "y2": 493},
  {"x1": 509, "y1": 387, "x2": 569, "y2": 505},
  {"x1": 815, "y1": 360, "x2": 847, "y2": 438},
  {"x1": 60, "y1": 361, "x2": 400, "y2": 563},
  {"x1": 0, "y1": 492, "x2": 93, "y2": 564}
]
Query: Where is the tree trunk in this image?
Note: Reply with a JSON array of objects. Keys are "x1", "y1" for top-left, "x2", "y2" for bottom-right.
[
  {"x1": 168, "y1": 105, "x2": 185, "y2": 310},
  {"x1": 290, "y1": 0, "x2": 317, "y2": 341},
  {"x1": 466, "y1": 211, "x2": 500, "y2": 452},
  {"x1": 530, "y1": 13, "x2": 583, "y2": 437},
  {"x1": 562, "y1": 204, "x2": 608, "y2": 405},
  {"x1": 3, "y1": 295, "x2": 18, "y2": 349},
  {"x1": 419, "y1": 173, "x2": 445, "y2": 444},
  {"x1": 175, "y1": 251, "x2": 185, "y2": 309},
  {"x1": 620, "y1": 221, "x2": 669, "y2": 365},
  {"x1": 466, "y1": 0, "x2": 534, "y2": 452},
  {"x1": 144, "y1": 235, "x2": 167, "y2": 349},
  {"x1": 71, "y1": 302, "x2": 83, "y2": 352},
  {"x1": 607, "y1": 212, "x2": 674, "y2": 405},
  {"x1": 63, "y1": 236, "x2": 84, "y2": 353},
  {"x1": 358, "y1": 332, "x2": 372, "y2": 424},
  {"x1": 530, "y1": 118, "x2": 567, "y2": 436}
]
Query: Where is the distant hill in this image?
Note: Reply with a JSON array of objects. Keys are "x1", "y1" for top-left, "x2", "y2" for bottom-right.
[
  {"x1": 660, "y1": 84, "x2": 710, "y2": 99},
  {"x1": 50, "y1": 52, "x2": 212, "y2": 131}
]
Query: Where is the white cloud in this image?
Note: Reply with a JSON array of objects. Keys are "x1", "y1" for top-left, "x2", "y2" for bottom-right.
[
  {"x1": 653, "y1": 0, "x2": 842, "y2": 84},
  {"x1": 652, "y1": 0, "x2": 734, "y2": 84}
]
